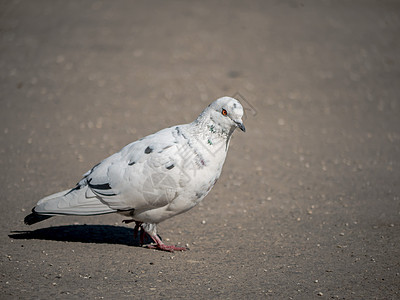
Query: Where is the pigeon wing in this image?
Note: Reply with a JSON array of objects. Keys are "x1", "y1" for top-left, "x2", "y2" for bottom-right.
[{"x1": 86, "y1": 126, "x2": 188, "y2": 212}]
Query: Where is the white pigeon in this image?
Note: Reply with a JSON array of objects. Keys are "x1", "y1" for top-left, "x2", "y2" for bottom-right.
[{"x1": 25, "y1": 96, "x2": 245, "y2": 251}]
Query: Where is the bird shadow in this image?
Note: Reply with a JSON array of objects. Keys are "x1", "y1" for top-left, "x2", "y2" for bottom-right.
[{"x1": 9, "y1": 224, "x2": 155, "y2": 247}]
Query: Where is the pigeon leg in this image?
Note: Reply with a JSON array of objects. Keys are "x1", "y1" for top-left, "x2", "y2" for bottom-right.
[
  {"x1": 133, "y1": 221, "x2": 142, "y2": 240},
  {"x1": 146, "y1": 234, "x2": 188, "y2": 252},
  {"x1": 140, "y1": 227, "x2": 146, "y2": 245}
]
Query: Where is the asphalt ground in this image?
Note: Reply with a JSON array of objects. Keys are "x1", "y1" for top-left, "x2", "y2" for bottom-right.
[{"x1": 1, "y1": 1, "x2": 399, "y2": 298}]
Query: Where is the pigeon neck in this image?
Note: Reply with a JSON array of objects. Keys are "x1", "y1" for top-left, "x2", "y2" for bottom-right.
[{"x1": 192, "y1": 111, "x2": 235, "y2": 146}]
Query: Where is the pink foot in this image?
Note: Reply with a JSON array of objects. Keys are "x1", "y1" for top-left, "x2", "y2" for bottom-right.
[
  {"x1": 147, "y1": 234, "x2": 188, "y2": 252},
  {"x1": 125, "y1": 221, "x2": 187, "y2": 251}
]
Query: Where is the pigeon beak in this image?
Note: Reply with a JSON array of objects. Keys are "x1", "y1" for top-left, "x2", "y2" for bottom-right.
[{"x1": 234, "y1": 120, "x2": 246, "y2": 132}]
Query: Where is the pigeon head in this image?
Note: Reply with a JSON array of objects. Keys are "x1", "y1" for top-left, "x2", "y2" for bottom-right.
[{"x1": 204, "y1": 97, "x2": 246, "y2": 133}]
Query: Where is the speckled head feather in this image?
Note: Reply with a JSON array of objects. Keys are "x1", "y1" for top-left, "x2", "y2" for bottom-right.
[{"x1": 195, "y1": 96, "x2": 245, "y2": 134}]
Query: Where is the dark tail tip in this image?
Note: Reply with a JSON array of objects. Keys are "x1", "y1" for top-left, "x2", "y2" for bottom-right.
[{"x1": 24, "y1": 210, "x2": 53, "y2": 225}]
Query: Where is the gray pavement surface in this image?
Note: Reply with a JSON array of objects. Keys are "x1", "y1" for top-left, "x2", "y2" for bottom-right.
[{"x1": 1, "y1": 0, "x2": 399, "y2": 298}]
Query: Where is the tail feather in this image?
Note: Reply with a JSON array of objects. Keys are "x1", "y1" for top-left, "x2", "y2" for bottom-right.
[
  {"x1": 24, "y1": 186, "x2": 117, "y2": 225},
  {"x1": 24, "y1": 211, "x2": 53, "y2": 225}
]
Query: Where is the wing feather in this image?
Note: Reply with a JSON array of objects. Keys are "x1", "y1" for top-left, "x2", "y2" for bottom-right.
[{"x1": 83, "y1": 126, "x2": 189, "y2": 212}]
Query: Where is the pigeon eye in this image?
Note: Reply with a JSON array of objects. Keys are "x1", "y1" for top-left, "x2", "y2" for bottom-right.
[{"x1": 221, "y1": 109, "x2": 227, "y2": 116}]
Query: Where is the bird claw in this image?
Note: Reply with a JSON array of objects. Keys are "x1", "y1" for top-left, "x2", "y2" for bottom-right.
[{"x1": 126, "y1": 221, "x2": 187, "y2": 252}]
